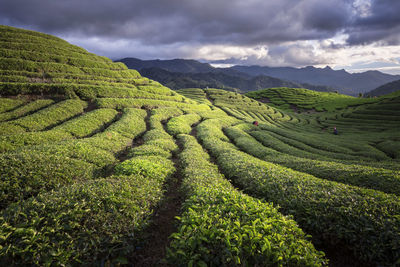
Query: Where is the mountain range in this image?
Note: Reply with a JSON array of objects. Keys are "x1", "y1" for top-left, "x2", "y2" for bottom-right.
[
  {"x1": 116, "y1": 57, "x2": 400, "y2": 95},
  {"x1": 232, "y1": 65, "x2": 400, "y2": 95}
]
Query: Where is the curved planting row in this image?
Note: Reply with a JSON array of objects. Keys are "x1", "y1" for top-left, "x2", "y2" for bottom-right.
[
  {"x1": 0, "y1": 108, "x2": 147, "y2": 209},
  {"x1": 176, "y1": 88, "x2": 213, "y2": 105},
  {"x1": 0, "y1": 98, "x2": 28, "y2": 113},
  {"x1": 96, "y1": 97, "x2": 210, "y2": 111},
  {"x1": 0, "y1": 173, "x2": 166, "y2": 266},
  {"x1": 245, "y1": 88, "x2": 375, "y2": 112},
  {"x1": 166, "y1": 113, "x2": 201, "y2": 135},
  {"x1": 0, "y1": 49, "x2": 127, "y2": 70},
  {"x1": 0, "y1": 107, "x2": 179, "y2": 265},
  {"x1": 224, "y1": 123, "x2": 400, "y2": 195},
  {"x1": 196, "y1": 118, "x2": 400, "y2": 266},
  {"x1": 257, "y1": 124, "x2": 389, "y2": 161},
  {"x1": 166, "y1": 134, "x2": 327, "y2": 266},
  {"x1": 0, "y1": 108, "x2": 118, "y2": 152},
  {"x1": 0, "y1": 99, "x2": 87, "y2": 134},
  {"x1": 0, "y1": 99, "x2": 54, "y2": 122}
]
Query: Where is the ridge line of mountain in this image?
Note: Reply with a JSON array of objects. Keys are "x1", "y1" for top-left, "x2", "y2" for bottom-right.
[{"x1": 116, "y1": 57, "x2": 400, "y2": 95}]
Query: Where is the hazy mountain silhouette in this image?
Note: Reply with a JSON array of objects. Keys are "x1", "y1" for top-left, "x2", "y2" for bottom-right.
[
  {"x1": 366, "y1": 79, "x2": 400, "y2": 97},
  {"x1": 117, "y1": 58, "x2": 334, "y2": 92},
  {"x1": 231, "y1": 65, "x2": 400, "y2": 95}
]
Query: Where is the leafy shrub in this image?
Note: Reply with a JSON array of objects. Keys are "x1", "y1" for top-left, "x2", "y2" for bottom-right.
[
  {"x1": 115, "y1": 156, "x2": 175, "y2": 180},
  {"x1": 96, "y1": 98, "x2": 211, "y2": 111},
  {"x1": 167, "y1": 134, "x2": 327, "y2": 266},
  {"x1": 0, "y1": 98, "x2": 26, "y2": 113},
  {"x1": 166, "y1": 113, "x2": 201, "y2": 136},
  {"x1": 0, "y1": 174, "x2": 164, "y2": 265},
  {"x1": 0, "y1": 151, "x2": 96, "y2": 208},
  {"x1": 0, "y1": 99, "x2": 54, "y2": 122},
  {"x1": 225, "y1": 125, "x2": 400, "y2": 195},
  {"x1": 196, "y1": 118, "x2": 400, "y2": 265},
  {"x1": 53, "y1": 108, "x2": 118, "y2": 137},
  {"x1": 0, "y1": 130, "x2": 73, "y2": 152},
  {"x1": 11, "y1": 99, "x2": 87, "y2": 131}
]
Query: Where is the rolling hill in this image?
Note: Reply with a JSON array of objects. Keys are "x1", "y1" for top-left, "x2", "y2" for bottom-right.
[
  {"x1": 245, "y1": 87, "x2": 376, "y2": 112},
  {"x1": 1, "y1": 25, "x2": 400, "y2": 266}
]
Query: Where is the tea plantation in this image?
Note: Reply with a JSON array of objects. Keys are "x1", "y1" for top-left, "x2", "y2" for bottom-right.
[{"x1": 0, "y1": 25, "x2": 399, "y2": 266}]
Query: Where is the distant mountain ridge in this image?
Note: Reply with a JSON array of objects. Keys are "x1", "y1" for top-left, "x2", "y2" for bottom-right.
[
  {"x1": 117, "y1": 57, "x2": 334, "y2": 92},
  {"x1": 366, "y1": 79, "x2": 400, "y2": 97},
  {"x1": 116, "y1": 57, "x2": 215, "y2": 73},
  {"x1": 231, "y1": 65, "x2": 400, "y2": 95},
  {"x1": 139, "y1": 67, "x2": 316, "y2": 92}
]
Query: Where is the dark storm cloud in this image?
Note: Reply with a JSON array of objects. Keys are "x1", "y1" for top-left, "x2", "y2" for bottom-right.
[
  {"x1": 1, "y1": 0, "x2": 399, "y2": 67},
  {"x1": 346, "y1": 0, "x2": 400, "y2": 45},
  {"x1": 0, "y1": 0, "x2": 354, "y2": 46}
]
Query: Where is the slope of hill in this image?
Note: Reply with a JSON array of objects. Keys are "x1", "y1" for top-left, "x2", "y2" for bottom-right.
[
  {"x1": 1, "y1": 25, "x2": 400, "y2": 266},
  {"x1": 232, "y1": 65, "x2": 400, "y2": 95},
  {"x1": 245, "y1": 87, "x2": 376, "y2": 112},
  {"x1": 366, "y1": 79, "x2": 400, "y2": 97}
]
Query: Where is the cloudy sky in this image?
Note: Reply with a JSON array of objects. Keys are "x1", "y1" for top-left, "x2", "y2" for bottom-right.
[{"x1": 1, "y1": 0, "x2": 400, "y2": 74}]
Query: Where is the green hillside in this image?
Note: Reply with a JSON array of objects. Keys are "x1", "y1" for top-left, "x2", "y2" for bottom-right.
[
  {"x1": 245, "y1": 87, "x2": 376, "y2": 112},
  {"x1": 0, "y1": 26, "x2": 400, "y2": 266}
]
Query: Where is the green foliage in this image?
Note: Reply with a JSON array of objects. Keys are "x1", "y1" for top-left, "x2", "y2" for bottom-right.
[
  {"x1": 0, "y1": 99, "x2": 54, "y2": 122},
  {"x1": 167, "y1": 134, "x2": 327, "y2": 266},
  {"x1": 225, "y1": 124, "x2": 400, "y2": 195},
  {"x1": 9, "y1": 99, "x2": 87, "y2": 131},
  {"x1": 245, "y1": 88, "x2": 376, "y2": 112},
  {"x1": 176, "y1": 88, "x2": 213, "y2": 105},
  {"x1": 0, "y1": 98, "x2": 27, "y2": 113},
  {"x1": 96, "y1": 98, "x2": 210, "y2": 111},
  {"x1": 166, "y1": 113, "x2": 201, "y2": 136},
  {"x1": 53, "y1": 108, "x2": 118, "y2": 137},
  {"x1": 376, "y1": 140, "x2": 400, "y2": 159},
  {"x1": 115, "y1": 156, "x2": 175, "y2": 179},
  {"x1": 0, "y1": 130, "x2": 73, "y2": 152},
  {"x1": 104, "y1": 108, "x2": 147, "y2": 139},
  {"x1": 0, "y1": 122, "x2": 27, "y2": 135},
  {"x1": 196, "y1": 118, "x2": 400, "y2": 265},
  {"x1": 0, "y1": 174, "x2": 164, "y2": 266},
  {"x1": 1, "y1": 26, "x2": 400, "y2": 266},
  {"x1": 0, "y1": 151, "x2": 96, "y2": 208},
  {"x1": 205, "y1": 88, "x2": 273, "y2": 114}
]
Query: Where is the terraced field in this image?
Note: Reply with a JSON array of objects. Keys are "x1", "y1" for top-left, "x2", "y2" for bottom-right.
[{"x1": 0, "y1": 26, "x2": 399, "y2": 266}]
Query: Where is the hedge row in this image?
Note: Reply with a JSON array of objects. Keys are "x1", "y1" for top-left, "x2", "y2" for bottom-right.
[
  {"x1": 166, "y1": 134, "x2": 327, "y2": 266},
  {"x1": 0, "y1": 174, "x2": 165, "y2": 265},
  {"x1": 225, "y1": 124, "x2": 400, "y2": 195},
  {"x1": 10, "y1": 99, "x2": 87, "y2": 131},
  {"x1": 0, "y1": 98, "x2": 26, "y2": 113},
  {"x1": 0, "y1": 48, "x2": 126, "y2": 70},
  {"x1": 96, "y1": 98, "x2": 210, "y2": 111},
  {"x1": 0, "y1": 150, "x2": 97, "y2": 209},
  {"x1": 53, "y1": 108, "x2": 118, "y2": 137},
  {"x1": 166, "y1": 113, "x2": 201, "y2": 136},
  {"x1": 0, "y1": 99, "x2": 54, "y2": 122},
  {"x1": 196, "y1": 118, "x2": 400, "y2": 265}
]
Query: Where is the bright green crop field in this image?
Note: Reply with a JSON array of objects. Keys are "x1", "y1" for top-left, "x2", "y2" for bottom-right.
[{"x1": 0, "y1": 25, "x2": 399, "y2": 266}]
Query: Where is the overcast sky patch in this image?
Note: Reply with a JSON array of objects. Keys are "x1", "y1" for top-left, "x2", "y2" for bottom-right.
[{"x1": 1, "y1": 0, "x2": 400, "y2": 74}]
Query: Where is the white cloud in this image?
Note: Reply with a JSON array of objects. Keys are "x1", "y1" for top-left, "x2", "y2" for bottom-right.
[{"x1": 62, "y1": 32, "x2": 400, "y2": 75}]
